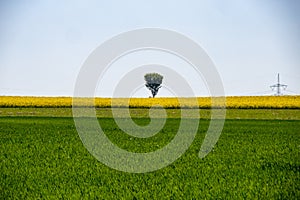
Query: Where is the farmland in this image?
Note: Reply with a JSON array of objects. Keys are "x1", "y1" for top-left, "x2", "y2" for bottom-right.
[
  {"x1": 1, "y1": 103, "x2": 299, "y2": 199},
  {"x1": 0, "y1": 95, "x2": 299, "y2": 109}
]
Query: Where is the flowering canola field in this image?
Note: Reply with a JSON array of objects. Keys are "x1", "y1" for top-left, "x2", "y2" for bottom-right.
[{"x1": 0, "y1": 96, "x2": 299, "y2": 109}]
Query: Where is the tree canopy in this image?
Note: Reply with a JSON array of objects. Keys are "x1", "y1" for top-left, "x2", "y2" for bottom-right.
[{"x1": 144, "y1": 73, "x2": 163, "y2": 98}]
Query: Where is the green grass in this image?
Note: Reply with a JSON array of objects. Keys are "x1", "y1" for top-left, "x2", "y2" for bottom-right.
[
  {"x1": 1, "y1": 107, "x2": 300, "y2": 120},
  {"x1": 0, "y1": 109, "x2": 299, "y2": 199}
]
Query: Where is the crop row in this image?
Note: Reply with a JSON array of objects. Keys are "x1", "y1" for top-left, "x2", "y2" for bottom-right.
[{"x1": 0, "y1": 96, "x2": 299, "y2": 109}]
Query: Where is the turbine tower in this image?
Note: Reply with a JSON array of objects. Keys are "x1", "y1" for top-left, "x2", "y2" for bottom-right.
[{"x1": 270, "y1": 73, "x2": 287, "y2": 96}]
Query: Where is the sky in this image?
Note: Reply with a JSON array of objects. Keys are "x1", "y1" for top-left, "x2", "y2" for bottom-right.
[{"x1": 0, "y1": 0, "x2": 299, "y2": 97}]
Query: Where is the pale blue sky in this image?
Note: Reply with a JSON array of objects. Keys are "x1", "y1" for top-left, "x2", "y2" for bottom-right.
[{"x1": 0, "y1": 0, "x2": 299, "y2": 97}]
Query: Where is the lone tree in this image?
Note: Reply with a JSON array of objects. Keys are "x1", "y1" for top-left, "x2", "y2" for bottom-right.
[{"x1": 144, "y1": 73, "x2": 163, "y2": 98}]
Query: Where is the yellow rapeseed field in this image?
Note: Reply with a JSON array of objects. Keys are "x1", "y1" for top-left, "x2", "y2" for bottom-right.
[{"x1": 0, "y1": 96, "x2": 299, "y2": 109}]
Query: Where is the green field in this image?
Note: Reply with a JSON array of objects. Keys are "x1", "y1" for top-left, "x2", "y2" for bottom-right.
[{"x1": 1, "y1": 108, "x2": 299, "y2": 199}]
